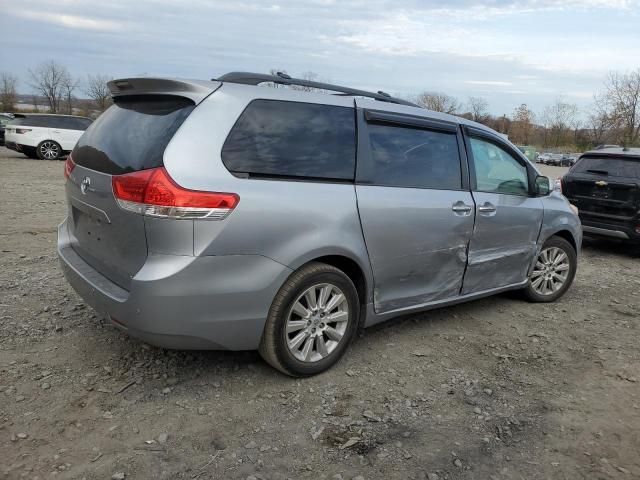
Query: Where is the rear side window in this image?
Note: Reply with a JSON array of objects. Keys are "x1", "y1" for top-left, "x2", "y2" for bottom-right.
[
  {"x1": 363, "y1": 124, "x2": 461, "y2": 190},
  {"x1": 221, "y1": 100, "x2": 356, "y2": 181},
  {"x1": 571, "y1": 157, "x2": 640, "y2": 178},
  {"x1": 73, "y1": 95, "x2": 195, "y2": 175},
  {"x1": 12, "y1": 115, "x2": 48, "y2": 127},
  {"x1": 54, "y1": 116, "x2": 91, "y2": 130}
]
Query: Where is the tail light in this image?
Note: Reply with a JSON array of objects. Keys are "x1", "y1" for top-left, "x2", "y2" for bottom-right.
[
  {"x1": 112, "y1": 167, "x2": 239, "y2": 220},
  {"x1": 15, "y1": 128, "x2": 32, "y2": 134},
  {"x1": 554, "y1": 177, "x2": 563, "y2": 193},
  {"x1": 64, "y1": 154, "x2": 76, "y2": 179}
]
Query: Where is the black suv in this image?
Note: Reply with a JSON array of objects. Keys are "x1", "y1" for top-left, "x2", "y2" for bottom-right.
[{"x1": 562, "y1": 147, "x2": 640, "y2": 242}]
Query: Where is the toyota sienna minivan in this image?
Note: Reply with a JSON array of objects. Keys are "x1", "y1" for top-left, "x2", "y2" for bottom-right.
[{"x1": 58, "y1": 72, "x2": 581, "y2": 376}]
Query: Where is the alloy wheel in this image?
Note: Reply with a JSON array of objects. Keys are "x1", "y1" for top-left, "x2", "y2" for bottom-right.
[
  {"x1": 40, "y1": 141, "x2": 60, "y2": 160},
  {"x1": 530, "y1": 247, "x2": 570, "y2": 296},
  {"x1": 285, "y1": 283, "x2": 350, "y2": 363}
]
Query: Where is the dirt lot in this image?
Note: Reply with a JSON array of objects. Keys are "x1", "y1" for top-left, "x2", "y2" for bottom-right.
[{"x1": 1, "y1": 147, "x2": 639, "y2": 480}]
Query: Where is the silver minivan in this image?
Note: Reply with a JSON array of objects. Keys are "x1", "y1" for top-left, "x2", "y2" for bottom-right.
[{"x1": 58, "y1": 72, "x2": 581, "y2": 376}]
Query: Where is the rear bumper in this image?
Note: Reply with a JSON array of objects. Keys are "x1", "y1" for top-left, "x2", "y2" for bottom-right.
[
  {"x1": 580, "y1": 217, "x2": 640, "y2": 242},
  {"x1": 57, "y1": 218, "x2": 293, "y2": 350}
]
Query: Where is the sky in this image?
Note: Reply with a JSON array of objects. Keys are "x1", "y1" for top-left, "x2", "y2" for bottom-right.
[{"x1": 1, "y1": 0, "x2": 639, "y2": 116}]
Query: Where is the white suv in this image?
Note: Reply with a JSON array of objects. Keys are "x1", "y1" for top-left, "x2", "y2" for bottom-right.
[{"x1": 5, "y1": 114, "x2": 92, "y2": 160}]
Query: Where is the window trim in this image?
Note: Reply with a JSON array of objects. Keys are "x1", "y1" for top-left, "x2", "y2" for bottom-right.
[
  {"x1": 221, "y1": 98, "x2": 358, "y2": 184},
  {"x1": 364, "y1": 108, "x2": 459, "y2": 133},
  {"x1": 356, "y1": 108, "x2": 469, "y2": 191},
  {"x1": 463, "y1": 126, "x2": 535, "y2": 197}
]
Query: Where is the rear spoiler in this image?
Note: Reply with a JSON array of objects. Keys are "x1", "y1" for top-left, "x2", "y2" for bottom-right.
[{"x1": 107, "y1": 78, "x2": 221, "y2": 105}]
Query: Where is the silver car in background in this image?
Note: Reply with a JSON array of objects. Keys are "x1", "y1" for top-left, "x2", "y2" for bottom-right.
[{"x1": 58, "y1": 72, "x2": 581, "y2": 376}]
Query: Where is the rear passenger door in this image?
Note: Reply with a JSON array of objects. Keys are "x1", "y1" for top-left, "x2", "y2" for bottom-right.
[
  {"x1": 355, "y1": 107, "x2": 475, "y2": 313},
  {"x1": 461, "y1": 128, "x2": 543, "y2": 294}
]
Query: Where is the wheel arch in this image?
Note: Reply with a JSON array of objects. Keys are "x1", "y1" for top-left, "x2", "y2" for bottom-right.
[{"x1": 289, "y1": 251, "x2": 371, "y2": 328}]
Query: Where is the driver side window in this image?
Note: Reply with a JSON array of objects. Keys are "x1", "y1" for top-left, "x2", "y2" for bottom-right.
[{"x1": 470, "y1": 137, "x2": 529, "y2": 196}]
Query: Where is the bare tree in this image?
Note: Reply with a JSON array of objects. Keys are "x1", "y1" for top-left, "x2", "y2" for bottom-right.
[
  {"x1": 510, "y1": 104, "x2": 535, "y2": 145},
  {"x1": 28, "y1": 60, "x2": 72, "y2": 113},
  {"x1": 542, "y1": 97, "x2": 578, "y2": 147},
  {"x1": 586, "y1": 95, "x2": 614, "y2": 147},
  {"x1": 467, "y1": 96, "x2": 489, "y2": 123},
  {"x1": 85, "y1": 74, "x2": 113, "y2": 112},
  {"x1": 0, "y1": 73, "x2": 18, "y2": 111},
  {"x1": 602, "y1": 70, "x2": 640, "y2": 146},
  {"x1": 415, "y1": 92, "x2": 460, "y2": 114},
  {"x1": 62, "y1": 75, "x2": 79, "y2": 115}
]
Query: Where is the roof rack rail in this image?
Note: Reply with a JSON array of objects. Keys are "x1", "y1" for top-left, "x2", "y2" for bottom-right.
[{"x1": 214, "y1": 71, "x2": 420, "y2": 108}]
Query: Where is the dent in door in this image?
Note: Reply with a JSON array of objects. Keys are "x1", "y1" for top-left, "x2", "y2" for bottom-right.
[
  {"x1": 357, "y1": 187, "x2": 474, "y2": 314},
  {"x1": 463, "y1": 194, "x2": 543, "y2": 293}
]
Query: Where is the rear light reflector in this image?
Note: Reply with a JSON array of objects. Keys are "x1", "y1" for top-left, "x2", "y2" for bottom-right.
[
  {"x1": 112, "y1": 167, "x2": 239, "y2": 220},
  {"x1": 64, "y1": 154, "x2": 76, "y2": 179},
  {"x1": 15, "y1": 128, "x2": 32, "y2": 134}
]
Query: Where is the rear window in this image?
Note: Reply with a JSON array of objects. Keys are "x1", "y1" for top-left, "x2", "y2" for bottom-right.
[
  {"x1": 221, "y1": 100, "x2": 356, "y2": 181},
  {"x1": 72, "y1": 95, "x2": 195, "y2": 175},
  {"x1": 572, "y1": 156, "x2": 640, "y2": 178}
]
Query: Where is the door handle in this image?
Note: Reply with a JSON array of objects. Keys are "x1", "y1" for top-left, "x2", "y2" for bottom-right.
[
  {"x1": 452, "y1": 201, "x2": 473, "y2": 215},
  {"x1": 478, "y1": 202, "x2": 497, "y2": 214}
]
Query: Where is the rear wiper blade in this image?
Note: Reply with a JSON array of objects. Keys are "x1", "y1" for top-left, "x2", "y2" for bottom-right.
[{"x1": 586, "y1": 169, "x2": 609, "y2": 175}]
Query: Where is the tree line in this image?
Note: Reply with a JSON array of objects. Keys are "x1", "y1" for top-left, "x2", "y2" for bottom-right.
[
  {"x1": 413, "y1": 69, "x2": 640, "y2": 150},
  {"x1": 1, "y1": 61, "x2": 638, "y2": 150},
  {"x1": 0, "y1": 60, "x2": 113, "y2": 116}
]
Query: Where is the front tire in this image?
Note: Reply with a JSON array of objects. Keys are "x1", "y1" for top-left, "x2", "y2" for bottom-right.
[
  {"x1": 523, "y1": 236, "x2": 577, "y2": 302},
  {"x1": 259, "y1": 262, "x2": 360, "y2": 377},
  {"x1": 36, "y1": 140, "x2": 62, "y2": 160}
]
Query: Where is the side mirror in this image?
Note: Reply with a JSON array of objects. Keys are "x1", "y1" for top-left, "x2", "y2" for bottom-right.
[{"x1": 535, "y1": 175, "x2": 551, "y2": 196}]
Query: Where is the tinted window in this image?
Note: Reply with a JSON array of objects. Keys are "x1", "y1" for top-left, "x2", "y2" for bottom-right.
[
  {"x1": 571, "y1": 157, "x2": 640, "y2": 178},
  {"x1": 364, "y1": 123, "x2": 461, "y2": 190},
  {"x1": 470, "y1": 137, "x2": 529, "y2": 195},
  {"x1": 14, "y1": 115, "x2": 49, "y2": 127},
  {"x1": 222, "y1": 100, "x2": 356, "y2": 181},
  {"x1": 55, "y1": 116, "x2": 90, "y2": 130},
  {"x1": 72, "y1": 95, "x2": 195, "y2": 175}
]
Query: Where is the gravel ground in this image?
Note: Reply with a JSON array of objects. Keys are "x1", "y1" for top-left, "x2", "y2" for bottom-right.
[{"x1": 1, "y1": 147, "x2": 639, "y2": 480}]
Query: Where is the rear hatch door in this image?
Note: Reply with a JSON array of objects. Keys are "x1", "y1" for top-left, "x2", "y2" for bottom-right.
[{"x1": 65, "y1": 93, "x2": 199, "y2": 289}]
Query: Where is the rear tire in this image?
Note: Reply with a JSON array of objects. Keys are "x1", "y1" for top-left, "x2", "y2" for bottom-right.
[
  {"x1": 36, "y1": 140, "x2": 62, "y2": 160},
  {"x1": 523, "y1": 236, "x2": 577, "y2": 303},
  {"x1": 259, "y1": 262, "x2": 360, "y2": 377}
]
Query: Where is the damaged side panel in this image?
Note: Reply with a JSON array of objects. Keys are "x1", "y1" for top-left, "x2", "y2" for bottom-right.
[
  {"x1": 462, "y1": 192, "x2": 543, "y2": 294},
  {"x1": 356, "y1": 186, "x2": 475, "y2": 314}
]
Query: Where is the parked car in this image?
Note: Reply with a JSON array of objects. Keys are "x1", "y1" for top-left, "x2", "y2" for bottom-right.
[
  {"x1": 537, "y1": 153, "x2": 552, "y2": 164},
  {"x1": 0, "y1": 113, "x2": 14, "y2": 146},
  {"x1": 562, "y1": 147, "x2": 640, "y2": 242},
  {"x1": 58, "y1": 72, "x2": 582, "y2": 376},
  {"x1": 4, "y1": 114, "x2": 92, "y2": 160}
]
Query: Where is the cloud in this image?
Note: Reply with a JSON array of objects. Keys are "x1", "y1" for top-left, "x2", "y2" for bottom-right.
[
  {"x1": 465, "y1": 81, "x2": 514, "y2": 86},
  {"x1": 2, "y1": 0, "x2": 639, "y2": 116},
  {"x1": 10, "y1": 9, "x2": 125, "y2": 32}
]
